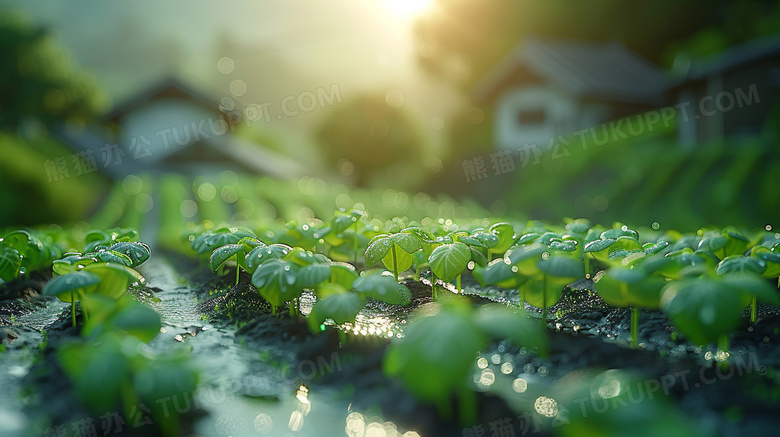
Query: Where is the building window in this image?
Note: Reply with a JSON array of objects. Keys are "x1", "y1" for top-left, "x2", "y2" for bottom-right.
[{"x1": 517, "y1": 109, "x2": 546, "y2": 125}]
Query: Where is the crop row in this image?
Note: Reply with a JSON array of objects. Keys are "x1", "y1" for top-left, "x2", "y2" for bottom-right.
[
  {"x1": 1, "y1": 227, "x2": 197, "y2": 436},
  {"x1": 4, "y1": 213, "x2": 778, "y2": 431},
  {"x1": 183, "y1": 211, "x2": 779, "y2": 422}
]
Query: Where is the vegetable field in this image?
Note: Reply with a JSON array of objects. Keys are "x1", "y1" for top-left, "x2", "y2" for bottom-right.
[{"x1": 2, "y1": 189, "x2": 780, "y2": 437}]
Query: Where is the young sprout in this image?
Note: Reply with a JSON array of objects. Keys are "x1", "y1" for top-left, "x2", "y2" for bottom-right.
[
  {"x1": 42, "y1": 271, "x2": 101, "y2": 327},
  {"x1": 364, "y1": 232, "x2": 422, "y2": 282},
  {"x1": 661, "y1": 273, "x2": 779, "y2": 351},
  {"x1": 594, "y1": 267, "x2": 665, "y2": 348},
  {"x1": 716, "y1": 255, "x2": 768, "y2": 323},
  {"x1": 428, "y1": 242, "x2": 471, "y2": 297},
  {"x1": 250, "y1": 259, "x2": 301, "y2": 315},
  {"x1": 209, "y1": 243, "x2": 246, "y2": 286},
  {"x1": 353, "y1": 270, "x2": 412, "y2": 305},
  {"x1": 0, "y1": 245, "x2": 22, "y2": 284},
  {"x1": 306, "y1": 289, "x2": 364, "y2": 345}
]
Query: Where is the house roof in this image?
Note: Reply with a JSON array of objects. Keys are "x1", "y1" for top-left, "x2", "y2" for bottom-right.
[
  {"x1": 682, "y1": 33, "x2": 780, "y2": 82},
  {"x1": 473, "y1": 38, "x2": 669, "y2": 105},
  {"x1": 104, "y1": 77, "x2": 223, "y2": 123},
  {"x1": 54, "y1": 76, "x2": 306, "y2": 180}
]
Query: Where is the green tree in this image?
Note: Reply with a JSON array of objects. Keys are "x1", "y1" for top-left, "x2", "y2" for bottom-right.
[
  {"x1": 315, "y1": 93, "x2": 425, "y2": 187},
  {"x1": 0, "y1": 11, "x2": 103, "y2": 129}
]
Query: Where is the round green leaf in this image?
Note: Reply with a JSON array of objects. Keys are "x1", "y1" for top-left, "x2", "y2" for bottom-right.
[
  {"x1": 382, "y1": 247, "x2": 414, "y2": 274},
  {"x1": 520, "y1": 276, "x2": 563, "y2": 309},
  {"x1": 43, "y1": 271, "x2": 101, "y2": 299},
  {"x1": 239, "y1": 236, "x2": 266, "y2": 253},
  {"x1": 329, "y1": 262, "x2": 359, "y2": 289},
  {"x1": 516, "y1": 232, "x2": 541, "y2": 246},
  {"x1": 473, "y1": 304, "x2": 547, "y2": 354},
  {"x1": 750, "y1": 246, "x2": 780, "y2": 278},
  {"x1": 506, "y1": 243, "x2": 546, "y2": 276},
  {"x1": 428, "y1": 242, "x2": 471, "y2": 283},
  {"x1": 0, "y1": 245, "x2": 22, "y2": 282},
  {"x1": 353, "y1": 273, "x2": 412, "y2": 305},
  {"x1": 644, "y1": 240, "x2": 670, "y2": 255},
  {"x1": 601, "y1": 227, "x2": 639, "y2": 240},
  {"x1": 661, "y1": 278, "x2": 749, "y2": 346},
  {"x1": 58, "y1": 336, "x2": 129, "y2": 413},
  {"x1": 245, "y1": 244, "x2": 291, "y2": 274},
  {"x1": 107, "y1": 303, "x2": 162, "y2": 342},
  {"x1": 209, "y1": 244, "x2": 245, "y2": 273},
  {"x1": 82, "y1": 263, "x2": 144, "y2": 299},
  {"x1": 94, "y1": 250, "x2": 133, "y2": 267},
  {"x1": 331, "y1": 213, "x2": 356, "y2": 234},
  {"x1": 721, "y1": 273, "x2": 780, "y2": 305},
  {"x1": 537, "y1": 255, "x2": 584, "y2": 283},
  {"x1": 107, "y1": 242, "x2": 151, "y2": 267},
  {"x1": 716, "y1": 256, "x2": 767, "y2": 276},
  {"x1": 307, "y1": 292, "x2": 364, "y2": 333},
  {"x1": 390, "y1": 233, "x2": 422, "y2": 254},
  {"x1": 595, "y1": 268, "x2": 664, "y2": 308},
  {"x1": 489, "y1": 222, "x2": 515, "y2": 253},
  {"x1": 295, "y1": 263, "x2": 332, "y2": 289},
  {"x1": 383, "y1": 310, "x2": 483, "y2": 403},
  {"x1": 473, "y1": 259, "x2": 526, "y2": 289},
  {"x1": 250, "y1": 259, "x2": 301, "y2": 307},
  {"x1": 364, "y1": 235, "x2": 393, "y2": 268},
  {"x1": 469, "y1": 247, "x2": 488, "y2": 268}
]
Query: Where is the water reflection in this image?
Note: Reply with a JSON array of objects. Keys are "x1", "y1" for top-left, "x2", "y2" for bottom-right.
[{"x1": 344, "y1": 410, "x2": 422, "y2": 437}]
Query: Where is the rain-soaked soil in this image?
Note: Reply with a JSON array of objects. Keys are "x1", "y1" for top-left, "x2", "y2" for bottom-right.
[{"x1": 2, "y1": 255, "x2": 780, "y2": 437}]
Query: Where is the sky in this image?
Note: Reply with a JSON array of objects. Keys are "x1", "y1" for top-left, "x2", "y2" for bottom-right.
[{"x1": 3, "y1": 0, "x2": 462, "y2": 167}]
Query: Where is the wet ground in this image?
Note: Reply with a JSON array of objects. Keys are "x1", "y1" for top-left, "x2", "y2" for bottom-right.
[{"x1": 2, "y1": 256, "x2": 780, "y2": 437}]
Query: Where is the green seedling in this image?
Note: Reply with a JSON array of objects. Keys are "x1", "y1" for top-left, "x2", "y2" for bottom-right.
[
  {"x1": 594, "y1": 267, "x2": 665, "y2": 348},
  {"x1": 244, "y1": 243, "x2": 292, "y2": 274},
  {"x1": 43, "y1": 271, "x2": 101, "y2": 326},
  {"x1": 716, "y1": 255, "x2": 769, "y2": 323},
  {"x1": 353, "y1": 270, "x2": 412, "y2": 305},
  {"x1": 364, "y1": 231, "x2": 422, "y2": 282},
  {"x1": 428, "y1": 242, "x2": 471, "y2": 297},
  {"x1": 383, "y1": 297, "x2": 546, "y2": 425},
  {"x1": 661, "y1": 273, "x2": 779, "y2": 347},
  {"x1": 209, "y1": 243, "x2": 247, "y2": 286},
  {"x1": 696, "y1": 228, "x2": 750, "y2": 260}
]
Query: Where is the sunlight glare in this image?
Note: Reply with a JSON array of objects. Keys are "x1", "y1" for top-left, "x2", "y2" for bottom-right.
[{"x1": 380, "y1": 0, "x2": 434, "y2": 19}]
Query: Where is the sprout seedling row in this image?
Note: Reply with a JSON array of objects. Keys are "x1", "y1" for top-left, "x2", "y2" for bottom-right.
[{"x1": 2, "y1": 214, "x2": 779, "y2": 436}]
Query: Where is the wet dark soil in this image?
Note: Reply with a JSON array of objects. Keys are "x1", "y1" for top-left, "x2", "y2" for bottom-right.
[{"x1": 2, "y1": 255, "x2": 780, "y2": 437}]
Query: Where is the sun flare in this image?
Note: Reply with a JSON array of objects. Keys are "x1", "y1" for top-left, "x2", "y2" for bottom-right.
[{"x1": 380, "y1": 0, "x2": 435, "y2": 19}]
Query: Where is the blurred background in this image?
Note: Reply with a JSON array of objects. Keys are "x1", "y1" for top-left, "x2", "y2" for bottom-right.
[{"x1": 1, "y1": 0, "x2": 779, "y2": 235}]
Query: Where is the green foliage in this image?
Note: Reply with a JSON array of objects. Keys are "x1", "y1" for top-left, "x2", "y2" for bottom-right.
[
  {"x1": 41, "y1": 228, "x2": 149, "y2": 326},
  {"x1": 42, "y1": 270, "x2": 101, "y2": 299},
  {"x1": 384, "y1": 297, "x2": 547, "y2": 422},
  {"x1": 0, "y1": 228, "x2": 63, "y2": 281},
  {"x1": 245, "y1": 244, "x2": 291, "y2": 274},
  {"x1": 250, "y1": 259, "x2": 301, "y2": 310},
  {"x1": 594, "y1": 267, "x2": 664, "y2": 308},
  {"x1": 58, "y1": 317, "x2": 196, "y2": 437},
  {"x1": 314, "y1": 93, "x2": 425, "y2": 187},
  {"x1": 353, "y1": 271, "x2": 412, "y2": 305},
  {"x1": 365, "y1": 232, "x2": 422, "y2": 281},
  {"x1": 0, "y1": 11, "x2": 104, "y2": 129},
  {"x1": 383, "y1": 301, "x2": 484, "y2": 419},
  {"x1": 81, "y1": 295, "x2": 161, "y2": 343},
  {"x1": 428, "y1": 242, "x2": 471, "y2": 283},
  {"x1": 306, "y1": 291, "x2": 364, "y2": 333},
  {"x1": 555, "y1": 369, "x2": 704, "y2": 437},
  {"x1": 661, "y1": 277, "x2": 750, "y2": 346}
]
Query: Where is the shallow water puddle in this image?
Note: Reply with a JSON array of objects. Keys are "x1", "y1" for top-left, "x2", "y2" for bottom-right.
[{"x1": 139, "y1": 257, "x2": 351, "y2": 436}]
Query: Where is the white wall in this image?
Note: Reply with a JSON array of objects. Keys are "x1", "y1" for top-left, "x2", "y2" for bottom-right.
[{"x1": 494, "y1": 85, "x2": 611, "y2": 149}]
